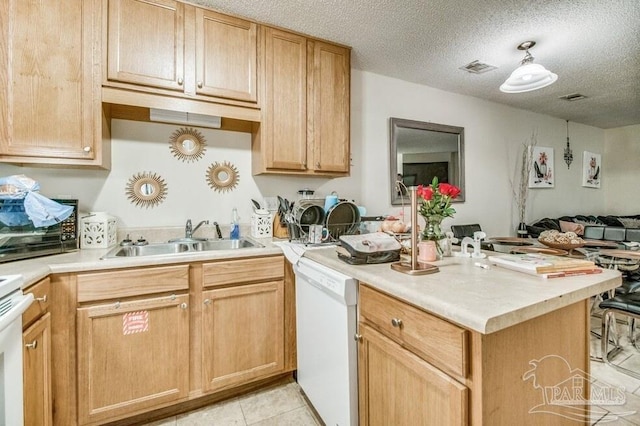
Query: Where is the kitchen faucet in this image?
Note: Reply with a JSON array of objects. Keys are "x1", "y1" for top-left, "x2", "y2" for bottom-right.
[
  {"x1": 213, "y1": 221, "x2": 223, "y2": 239},
  {"x1": 185, "y1": 219, "x2": 209, "y2": 239}
]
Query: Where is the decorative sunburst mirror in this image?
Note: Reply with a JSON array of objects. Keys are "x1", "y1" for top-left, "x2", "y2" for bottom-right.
[
  {"x1": 169, "y1": 127, "x2": 207, "y2": 162},
  {"x1": 125, "y1": 171, "x2": 168, "y2": 208},
  {"x1": 206, "y1": 161, "x2": 239, "y2": 193}
]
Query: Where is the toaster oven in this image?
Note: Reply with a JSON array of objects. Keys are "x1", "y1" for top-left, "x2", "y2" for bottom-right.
[{"x1": 0, "y1": 198, "x2": 78, "y2": 263}]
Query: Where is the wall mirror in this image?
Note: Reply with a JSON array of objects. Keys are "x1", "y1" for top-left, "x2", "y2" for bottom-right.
[
  {"x1": 169, "y1": 127, "x2": 207, "y2": 162},
  {"x1": 125, "y1": 171, "x2": 168, "y2": 208},
  {"x1": 206, "y1": 161, "x2": 240, "y2": 193},
  {"x1": 390, "y1": 117, "x2": 465, "y2": 205}
]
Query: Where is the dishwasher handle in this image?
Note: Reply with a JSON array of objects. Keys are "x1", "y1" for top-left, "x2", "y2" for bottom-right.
[{"x1": 0, "y1": 293, "x2": 34, "y2": 333}]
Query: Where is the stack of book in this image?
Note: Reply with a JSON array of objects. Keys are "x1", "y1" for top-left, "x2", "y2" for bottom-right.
[{"x1": 488, "y1": 253, "x2": 602, "y2": 279}]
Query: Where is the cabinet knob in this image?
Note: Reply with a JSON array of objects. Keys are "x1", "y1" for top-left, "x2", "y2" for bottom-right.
[
  {"x1": 197, "y1": 81, "x2": 203, "y2": 88},
  {"x1": 25, "y1": 340, "x2": 38, "y2": 350},
  {"x1": 354, "y1": 334, "x2": 362, "y2": 342},
  {"x1": 203, "y1": 299, "x2": 211, "y2": 305},
  {"x1": 316, "y1": 162, "x2": 321, "y2": 168},
  {"x1": 83, "y1": 146, "x2": 92, "y2": 153},
  {"x1": 36, "y1": 295, "x2": 47, "y2": 303},
  {"x1": 391, "y1": 318, "x2": 403, "y2": 328},
  {"x1": 177, "y1": 77, "x2": 184, "y2": 85},
  {"x1": 180, "y1": 302, "x2": 188, "y2": 310}
]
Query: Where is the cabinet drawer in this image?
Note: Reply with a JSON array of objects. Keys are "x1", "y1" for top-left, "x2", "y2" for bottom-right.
[
  {"x1": 203, "y1": 256, "x2": 284, "y2": 288},
  {"x1": 359, "y1": 284, "x2": 468, "y2": 378},
  {"x1": 23, "y1": 278, "x2": 51, "y2": 328},
  {"x1": 77, "y1": 265, "x2": 189, "y2": 302}
]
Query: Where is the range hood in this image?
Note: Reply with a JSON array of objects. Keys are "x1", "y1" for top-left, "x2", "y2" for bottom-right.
[{"x1": 149, "y1": 108, "x2": 221, "y2": 128}]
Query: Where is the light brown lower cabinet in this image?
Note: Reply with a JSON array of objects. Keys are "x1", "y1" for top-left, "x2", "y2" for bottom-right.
[
  {"x1": 76, "y1": 293, "x2": 190, "y2": 425},
  {"x1": 23, "y1": 313, "x2": 53, "y2": 426},
  {"x1": 23, "y1": 278, "x2": 52, "y2": 426},
  {"x1": 358, "y1": 323, "x2": 468, "y2": 426},
  {"x1": 358, "y1": 283, "x2": 592, "y2": 425},
  {"x1": 202, "y1": 280, "x2": 285, "y2": 391},
  {"x1": 358, "y1": 284, "x2": 469, "y2": 425},
  {"x1": 50, "y1": 256, "x2": 291, "y2": 425}
]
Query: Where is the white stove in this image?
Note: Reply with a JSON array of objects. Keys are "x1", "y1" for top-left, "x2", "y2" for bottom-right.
[
  {"x1": 0, "y1": 274, "x2": 31, "y2": 426},
  {"x1": 0, "y1": 274, "x2": 23, "y2": 299}
]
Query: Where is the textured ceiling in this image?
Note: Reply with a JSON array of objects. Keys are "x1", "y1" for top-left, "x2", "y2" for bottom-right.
[{"x1": 193, "y1": 0, "x2": 640, "y2": 129}]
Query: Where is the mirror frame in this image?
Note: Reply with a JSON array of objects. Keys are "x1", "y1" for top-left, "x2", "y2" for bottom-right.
[
  {"x1": 125, "y1": 171, "x2": 168, "y2": 208},
  {"x1": 390, "y1": 117, "x2": 465, "y2": 206},
  {"x1": 169, "y1": 127, "x2": 207, "y2": 162},
  {"x1": 206, "y1": 161, "x2": 240, "y2": 193}
]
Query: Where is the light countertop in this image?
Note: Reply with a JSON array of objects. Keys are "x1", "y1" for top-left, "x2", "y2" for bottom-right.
[
  {"x1": 1, "y1": 238, "x2": 622, "y2": 336},
  {"x1": 302, "y1": 248, "x2": 621, "y2": 334},
  {"x1": 0, "y1": 237, "x2": 282, "y2": 289}
]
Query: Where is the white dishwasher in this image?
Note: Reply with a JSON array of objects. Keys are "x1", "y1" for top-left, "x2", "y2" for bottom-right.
[{"x1": 294, "y1": 257, "x2": 358, "y2": 426}]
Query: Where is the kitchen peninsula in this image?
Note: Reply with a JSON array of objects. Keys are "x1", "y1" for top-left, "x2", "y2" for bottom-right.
[
  {"x1": 304, "y1": 248, "x2": 621, "y2": 425},
  {"x1": 4, "y1": 242, "x2": 621, "y2": 425}
]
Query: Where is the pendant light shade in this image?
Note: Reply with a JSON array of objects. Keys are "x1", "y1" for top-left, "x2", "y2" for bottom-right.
[{"x1": 500, "y1": 41, "x2": 557, "y2": 93}]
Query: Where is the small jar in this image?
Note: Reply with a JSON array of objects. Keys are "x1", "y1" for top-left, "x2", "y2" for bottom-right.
[{"x1": 418, "y1": 241, "x2": 437, "y2": 262}]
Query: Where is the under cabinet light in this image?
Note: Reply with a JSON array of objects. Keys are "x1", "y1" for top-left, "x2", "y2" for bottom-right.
[{"x1": 149, "y1": 108, "x2": 222, "y2": 129}]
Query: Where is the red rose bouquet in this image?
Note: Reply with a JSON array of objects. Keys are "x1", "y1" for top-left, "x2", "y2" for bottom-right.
[{"x1": 417, "y1": 177, "x2": 461, "y2": 243}]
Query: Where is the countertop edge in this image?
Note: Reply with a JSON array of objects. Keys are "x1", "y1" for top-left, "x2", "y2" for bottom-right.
[{"x1": 0, "y1": 241, "x2": 283, "y2": 289}]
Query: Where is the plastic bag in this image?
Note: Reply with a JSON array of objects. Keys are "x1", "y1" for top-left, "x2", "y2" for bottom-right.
[{"x1": 0, "y1": 175, "x2": 73, "y2": 227}]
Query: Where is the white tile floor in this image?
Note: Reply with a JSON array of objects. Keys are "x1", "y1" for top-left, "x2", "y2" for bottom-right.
[
  {"x1": 143, "y1": 307, "x2": 640, "y2": 426},
  {"x1": 143, "y1": 381, "x2": 319, "y2": 426}
]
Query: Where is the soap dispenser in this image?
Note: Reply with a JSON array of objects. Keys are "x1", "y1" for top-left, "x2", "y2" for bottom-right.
[{"x1": 230, "y1": 208, "x2": 240, "y2": 240}]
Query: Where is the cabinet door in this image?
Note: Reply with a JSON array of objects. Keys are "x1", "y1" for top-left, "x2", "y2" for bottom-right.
[
  {"x1": 77, "y1": 293, "x2": 190, "y2": 425},
  {"x1": 106, "y1": 0, "x2": 185, "y2": 91},
  {"x1": 358, "y1": 324, "x2": 468, "y2": 426},
  {"x1": 23, "y1": 313, "x2": 52, "y2": 426},
  {"x1": 202, "y1": 281, "x2": 284, "y2": 391},
  {"x1": 260, "y1": 27, "x2": 308, "y2": 171},
  {"x1": 0, "y1": 0, "x2": 102, "y2": 162},
  {"x1": 196, "y1": 9, "x2": 257, "y2": 102},
  {"x1": 308, "y1": 40, "x2": 351, "y2": 173}
]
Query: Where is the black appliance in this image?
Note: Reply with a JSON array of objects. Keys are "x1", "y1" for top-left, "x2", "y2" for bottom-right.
[{"x1": 0, "y1": 198, "x2": 78, "y2": 263}]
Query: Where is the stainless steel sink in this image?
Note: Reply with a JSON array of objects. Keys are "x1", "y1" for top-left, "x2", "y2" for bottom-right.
[{"x1": 101, "y1": 238, "x2": 262, "y2": 259}]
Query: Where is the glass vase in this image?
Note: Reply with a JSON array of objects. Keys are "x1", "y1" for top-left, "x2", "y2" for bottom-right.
[{"x1": 421, "y1": 215, "x2": 445, "y2": 258}]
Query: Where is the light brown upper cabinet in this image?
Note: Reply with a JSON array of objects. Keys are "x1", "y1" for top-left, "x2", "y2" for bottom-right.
[
  {"x1": 104, "y1": 0, "x2": 258, "y2": 107},
  {"x1": 106, "y1": 0, "x2": 186, "y2": 92},
  {"x1": 0, "y1": 0, "x2": 110, "y2": 168},
  {"x1": 308, "y1": 40, "x2": 351, "y2": 174},
  {"x1": 195, "y1": 8, "x2": 257, "y2": 102},
  {"x1": 253, "y1": 27, "x2": 351, "y2": 177}
]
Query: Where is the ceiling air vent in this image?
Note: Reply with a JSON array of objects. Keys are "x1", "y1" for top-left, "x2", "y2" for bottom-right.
[
  {"x1": 459, "y1": 60, "x2": 498, "y2": 74},
  {"x1": 559, "y1": 93, "x2": 588, "y2": 102}
]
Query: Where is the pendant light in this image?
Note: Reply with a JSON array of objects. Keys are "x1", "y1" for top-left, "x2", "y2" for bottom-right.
[
  {"x1": 564, "y1": 120, "x2": 573, "y2": 169},
  {"x1": 500, "y1": 41, "x2": 558, "y2": 93}
]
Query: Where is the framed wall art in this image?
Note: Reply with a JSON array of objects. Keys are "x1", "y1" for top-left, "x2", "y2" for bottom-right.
[
  {"x1": 582, "y1": 151, "x2": 601, "y2": 188},
  {"x1": 528, "y1": 146, "x2": 554, "y2": 188}
]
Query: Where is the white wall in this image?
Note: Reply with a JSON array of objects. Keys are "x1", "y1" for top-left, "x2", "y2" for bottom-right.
[
  {"x1": 603, "y1": 124, "x2": 640, "y2": 215},
  {"x1": 353, "y1": 70, "x2": 608, "y2": 236},
  {"x1": 0, "y1": 69, "x2": 614, "y2": 236},
  {"x1": 0, "y1": 119, "x2": 361, "y2": 229}
]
